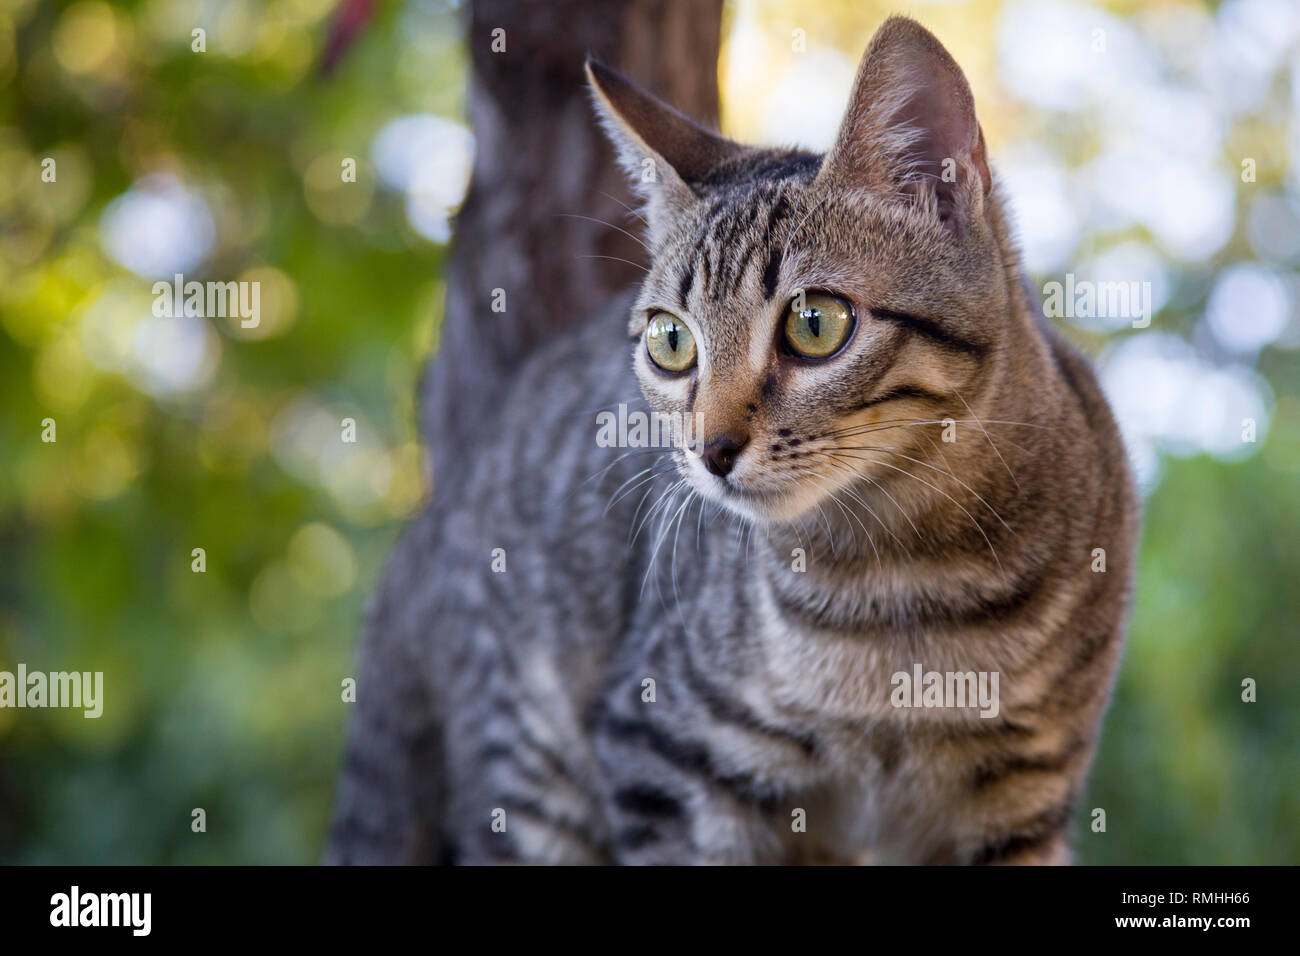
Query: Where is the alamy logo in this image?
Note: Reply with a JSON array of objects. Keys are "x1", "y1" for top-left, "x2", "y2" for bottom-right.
[
  {"x1": 595, "y1": 403, "x2": 704, "y2": 455},
  {"x1": 0, "y1": 665, "x2": 102, "y2": 718},
  {"x1": 152, "y1": 273, "x2": 260, "y2": 328},
  {"x1": 1042, "y1": 273, "x2": 1151, "y2": 328},
  {"x1": 50, "y1": 886, "x2": 151, "y2": 936},
  {"x1": 890, "y1": 664, "x2": 1000, "y2": 718}
]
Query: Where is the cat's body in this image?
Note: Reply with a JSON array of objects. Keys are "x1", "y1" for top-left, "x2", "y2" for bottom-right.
[{"x1": 329, "y1": 17, "x2": 1137, "y2": 865}]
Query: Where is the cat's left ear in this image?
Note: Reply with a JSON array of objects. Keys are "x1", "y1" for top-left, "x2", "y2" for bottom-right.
[
  {"x1": 586, "y1": 57, "x2": 747, "y2": 238},
  {"x1": 817, "y1": 16, "x2": 992, "y2": 236}
]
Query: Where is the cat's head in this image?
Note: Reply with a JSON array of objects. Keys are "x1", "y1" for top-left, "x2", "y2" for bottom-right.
[{"x1": 589, "y1": 16, "x2": 1013, "y2": 525}]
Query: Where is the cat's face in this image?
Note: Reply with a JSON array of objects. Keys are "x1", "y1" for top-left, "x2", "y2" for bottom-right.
[
  {"x1": 628, "y1": 176, "x2": 1006, "y2": 524},
  {"x1": 592, "y1": 18, "x2": 1006, "y2": 524}
]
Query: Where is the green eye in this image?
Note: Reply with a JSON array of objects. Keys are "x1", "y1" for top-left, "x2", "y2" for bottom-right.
[
  {"x1": 645, "y1": 312, "x2": 697, "y2": 372},
  {"x1": 784, "y1": 293, "x2": 854, "y2": 359}
]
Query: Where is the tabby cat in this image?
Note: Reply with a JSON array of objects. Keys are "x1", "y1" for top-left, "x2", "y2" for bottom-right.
[{"x1": 328, "y1": 16, "x2": 1138, "y2": 865}]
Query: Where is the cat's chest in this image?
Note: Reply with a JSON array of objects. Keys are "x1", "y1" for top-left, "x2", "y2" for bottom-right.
[{"x1": 747, "y1": 570, "x2": 934, "y2": 719}]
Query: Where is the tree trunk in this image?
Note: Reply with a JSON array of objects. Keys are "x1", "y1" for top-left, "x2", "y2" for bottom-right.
[
  {"x1": 329, "y1": 0, "x2": 723, "y2": 864},
  {"x1": 422, "y1": 0, "x2": 724, "y2": 480}
]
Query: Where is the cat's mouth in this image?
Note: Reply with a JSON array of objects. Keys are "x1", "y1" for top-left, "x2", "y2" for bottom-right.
[
  {"x1": 716, "y1": 483, "x2": 830, "y2": 524},
  {"x1": 720, "y1": 483, "x2": 784, "y2": 505},
  {"x1": 679, "y1": 456, "x2": 827, "y2": 524}
]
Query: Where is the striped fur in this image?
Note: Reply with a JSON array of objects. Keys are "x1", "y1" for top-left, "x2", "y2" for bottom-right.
[{"x1": 328, "y1": 17, "x2": 1137, "y2": 866}]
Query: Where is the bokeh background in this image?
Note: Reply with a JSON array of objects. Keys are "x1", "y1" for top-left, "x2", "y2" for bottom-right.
[{"x1": 1, "y1": 0, "x2": 1297, "y2": 864}]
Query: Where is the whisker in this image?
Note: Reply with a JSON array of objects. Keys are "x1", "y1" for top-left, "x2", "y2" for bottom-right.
[
  {"x1": 816, "y1": 454, "x2": 911, "y2": 546},
  {"x1": 668, "y1": 493, "x2": 695, "y2": 629},
  {"x1": 830, "y1": 451, "x2": 1003, "y2": 570},
  {"x1": 579, "y1": 447, "x2": 664, "y2": 489},
  {"x1": 597, "y1": 189, "x2": 649, "y2": 226},
  {"x1": 576, "y1": 254, "x2": 650, "y2": 273},
  {"x1": 957, "y1": 390, "x2": 1020, "y2": 491},
  {"x1": 556, "y1": 213, "x2": 651, "y2": 252},
  {"x1": 695, "y1": 494, "x2": 708, "y2": 552},
  {"x1": 602, "y1": 463, "x2": 671, "y2": 515},
  {"x1": 821, "y1": 417, "x2": 1049, "y2": 442},
  {"x1": 636, "y1": 477, "x2": 684, "y2": 546},
  {"x1": 920, "y1": 433, "x2": 958, "y2": 482},
  {"x1": 629, "y1": 477, "x2": 679, "y2": 546},
  {"x1": 806, "y1": 468, "x2": 881, "y2": 566},
  {"x1": 642, "y1": 489, "x2": 693, "y2": 601},
  {"x1": 832, "y1": 443, "x2": 1012, "y2": 533},
  {"x1": 813, "y1": 500, "x2": 837, "y2": 558},
  {"x1": 830, "y1": 488, "x2": 882, "y2": 567},
  {"x1": 819, "y1": 416, "x2": 924, "y2": 440},
  {"x1": 856, "y1": 470, "x2": 922, "y2": 543}
]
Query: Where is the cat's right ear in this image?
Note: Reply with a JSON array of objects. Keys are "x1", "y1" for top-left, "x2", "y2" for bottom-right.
[{"x1": 586, "y1": 57, "x2": 745, "y2": 238}]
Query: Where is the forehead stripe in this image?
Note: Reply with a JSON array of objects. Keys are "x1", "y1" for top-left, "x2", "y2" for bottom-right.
[
  {"x1": 761, "y1": 193, "x2": 790, "y2": 300},
  {"x1": 677, "y1": 262, "x2": 695, "y2": 305}
]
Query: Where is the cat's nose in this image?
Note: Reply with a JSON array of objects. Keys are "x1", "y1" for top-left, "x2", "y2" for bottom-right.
[{"x1": 702, "y1": 434, "x2": 749, "y2": 478}]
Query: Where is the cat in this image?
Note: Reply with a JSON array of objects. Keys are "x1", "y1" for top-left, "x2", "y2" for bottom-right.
[{"x1": 328, "y1": 15, "x2": 1138, "y2": 865}]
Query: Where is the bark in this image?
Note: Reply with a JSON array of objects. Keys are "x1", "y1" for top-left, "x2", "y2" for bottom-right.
[{"x1": 422, "y1": 0, "x2": 724, "y2": 480}]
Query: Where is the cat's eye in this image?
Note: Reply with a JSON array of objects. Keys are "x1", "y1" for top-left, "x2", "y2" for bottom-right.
[
  {"x1": 645, "y1": 312, "x2": 697, "y2": 372},
  {"x1": 783, "y1": 293, "x2": 855, "y2": 359}
]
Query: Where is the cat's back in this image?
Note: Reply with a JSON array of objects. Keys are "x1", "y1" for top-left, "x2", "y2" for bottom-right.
[
  {"x1": 1033, "y1": 315, "x2": 1140, "y2": 562},
  {"x1": 429, "y1": 291, "x2": 660, "y2": 688},
  {"x1": 457, "y1": 291, "x2": 656, "y2": 551}
]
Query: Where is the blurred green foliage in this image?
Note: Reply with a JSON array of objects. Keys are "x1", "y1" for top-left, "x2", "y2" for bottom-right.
[
  {"x1": 0, "y1": 0, "x2": 1297, "y2": 864},
  {"x1": 0, "y1": 0, "x2": 462, "y2": 862}
]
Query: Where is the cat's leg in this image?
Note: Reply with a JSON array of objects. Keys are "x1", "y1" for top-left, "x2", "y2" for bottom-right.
[
  {"x1": 446, "y1": 743, "x2": 611, "y2": 865},
  {"x1": 327, "y1": 506, "x2": 468, "y2": 865},
  {"x1": 326, "y1": 550, "x2": 444, "y2": 864},
  {"x1": 442, "y1": 640, "x2": 611, "y2": 865},
  {"x1": 945, "y1": 660, "x2": 1113, "y2": 865},
  {"x1": 882, "y1": 726, "x2": 1083, "y2": 866},
  {"x1": 589, "y1": 696, "x2": 792, "y2": 865},
  {"x1": 943, "y1": 776, "x2": 1079, "y2": 866},
  {"x1": 968, "y1": 813, "x2": 1074, "y2": 865},
  {"x1": 889, "y1": 804, "x2": 1074, "y2": 866}
]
